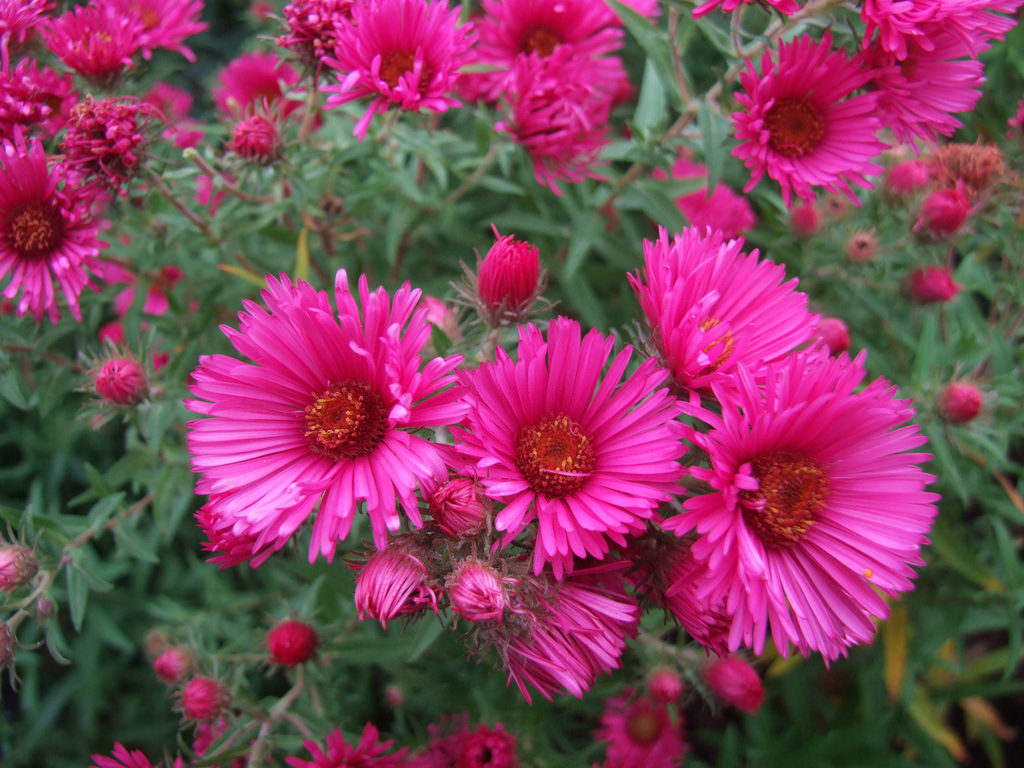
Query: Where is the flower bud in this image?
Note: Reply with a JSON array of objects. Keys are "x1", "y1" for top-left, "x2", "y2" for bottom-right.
[
  {"x1": 267, "y1": 619, "x2": 318, "y2": 666},
  {"x1": 705, "y1": 656, "x2": 764, "y2": 713},
  {"x1": 229, "y1": 114, "x2": 279, "y2": 163},
  {"x1": 180, "y1": 676, "x2": 229, "y2": 721},
  {"x1": 789, "y1": 203, "x2": 820, "y2": 238},
  {"x1": 354, "y1": 543, "x2": 439, "y2": 629},
  {"x1": 845, "y1": 229, "x2": 877, "y2": 262},
  {"x1": 909, "y1": 266, "x2": 962, "y2": 304},
  {"x1": 94, "y1": 356, "x2": 148, "y2": 405},
  {"x1": 0, "y1": 621, "x2": 14, "y2": 671},
  {"x1": 448, "y1": 560, "x2": 507, "y2": 623},
  {"x1": 885, "y1": 160, "x2": 930, "y2": 197},
  {"x1": 428, "y1": 477, "x2": 490, "y2": 538},
  {"x1": 153, "y1": 646, "x2": 193, "y2": 684},
  {"x1": 385, "y1": 684, "x2": 405, "y2": 708},
  {"x1": 647, "y1": 667, "x2": 684, "y2": 704},
  {"x1": 938, "y1": 382, "x2": 983, "y2": 423},
  {"x1": 422, "y1": 296, "x2": 462, "y2": 345},
  {"x1": 915, "y1": 187, "x2": 970, "y2": 236},
  {"x1": 816, "y1": 317, "x2": 850, "y2": 356},
  {"x1": 476, "y1": 227, "x2": 541, "y2": 324},
  {"x1": 0, "y1": 544, "x2": 38, "y2": 592}
]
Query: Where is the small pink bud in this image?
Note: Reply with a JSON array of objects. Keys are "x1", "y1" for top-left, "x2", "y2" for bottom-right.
[
  {"x1": 267, "y1": 619, "x2": 318, "y2": 666},
  {"x1": 94, "y1": 357, "x2": 147, "y2": 405},
  {"x1": 354, "y1": 543, "x2": 439, "y2": 629},
  {"x1": 647, "y1": 667, "x2": 684, "y2": 704},
  {"x1": 909, "y1": 266, "x2": 962, "y2": 304},
  {"x1": 422, "y1": 296, "x2": 462, "y2": 343},
  {"x1": 0, "y1": 621, "x2": 14, "y2": 671},
  {"x1": 477, "y1": 227, "x2": 541, "y2": 323},
  {"x1": 428, "y1": 477, "x2": 490, "y2": 538},
  {"x1": 885, "y1": 160, "x2": 930, "y2": 196},
  {"x1": 915, "y1": 187, "x2": 970, "y2": 236},
  {"x1": 385, "y1": 684, "x2": 405, "y2": 708},
  {"x1": 845, "y1": 229, "x2": 877, "y2": 262},
  {"x1": 448, "y1": 560, "x2": 507, "y2": 623},
  {"x1": 789, "y1": 203, "x2": 820, "y2": 238},
  {"x1": 705, "y1": 656, "x2": 764, "y2": 713},
  {"x1": 939, "y1": 383, "x2": 983, "y2": 423},
  {"x1": 0, "y1": 544, "x2": 38, "y2": 592},
  {"x1": 821, "y1": 195, "x2": 850, "y2": 220},
  {"x1": 816, "y1": 317, "x2": 850, "y2": 356},
  {"x1": 180, "y1": 676, "x2": 229, "y2": 721},
  {"x1": 145, "y1": 630, "x2": 169, "y2": 657},
  {"x1": 229, "y1": 114, "x2": 279, "y2": 163},
  {"x1": 153, "y1": 646, "x2": 193, "y2": 684}
]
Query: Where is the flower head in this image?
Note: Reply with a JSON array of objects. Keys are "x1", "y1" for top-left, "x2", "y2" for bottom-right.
[
  {"x1": 42, "y1": 4, "x2": 142, "y2": 86},
  {"x1": 213, "y1": 52, "x2": 302, "y2": 120},
  {"x1": 629, "y1": 227, "x2": 817, "y2": 393},
  {"x1": 278, "y1": 0, "x2": 356, "y2": 70},
  {"x1": 938, "y1": 382, "x2": 983, "y2": 423},
  {"x1": 109, "y1": 0, "x2": 207, "y2": 62},
  {"x1": 186, "y1": 271, "x2": 466, "y2": 562},
  {"x1": 0, "y1": 58, "x2": 76, "y2": 142},
  {"x1": 180, "y1": 676, "x2": 229, "y2": 721},
  {"x1": 732, "y1": 32, "x2": 887, "y2": 207},
  {"x1": 595, "y1": 691, "x2": 687, "y2": 768},
  {"x1": 354, "y1": 540, "x2": 441, "y2": 628},
  {"x1": 89, "y1": 743, "x2": 160, "y2": 768},
  {"x1": 704, "y1": 657, "x2": 764, "y2": 713},
  {"x1": 664, "y1": 349, "x2": 939, "y2": 660},
  {"x1": 455, "y1": 317, "x2": 685, "y2": 577},
  {"x1": 908, "y1": 265, "x2": 962, "y2": 303},
  {"x1": 1, "y1": 133, "x2": 107, "y2": 323},
  {"x1": 655, "y1": 155, "x2": 756, "y2": 239},
  {"x1": 267, "y1": 619, "x2": 319, "y2": 665},
  {"x1": 287, "y1": 723, "x2": 409, "y2": 768},
  {"x1": 0, "y1": 0, "x2": 52, "y2": 67},
  {"x1": 62, "y1": 96, "x2": 155, "y2": 194},
  {"x1": 321, "y1": 0, "x2": 474, "y2": 140},
  {"x1": 152, "y1": 646, "x2": 193, "y2": 683}
]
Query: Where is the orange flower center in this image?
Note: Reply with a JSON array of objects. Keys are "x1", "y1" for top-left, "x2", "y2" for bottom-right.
[
  {"x1": 739, "y1": 450, "x2": 828, "y2": 549},
  {"x1": 304, "y1": 381, "x2": 388, "y2": 460},
  {"x1": 6, "y1": 202, "x2": 64, "y2": 260},
  {"x1": 379, "y1": 50, "x2": 432, "y2": 90},
  {"x1": 697, "y1": 317, "x2": 736, "y2": 376},
  {"x1": 765, "y1": 98, "x2": 825, "y2": 158},
  {"x1": 514, "y1": 413, "x2": 595, "y2": 498},
  {"x1": 522, "y1": 26, "x2": 560, "y2": 57},
  {"x1": 626, "y1": 710, "x2": 663, "y2": 745}
]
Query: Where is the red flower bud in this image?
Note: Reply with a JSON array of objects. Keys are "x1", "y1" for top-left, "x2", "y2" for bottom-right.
[
  {"x1": 816, "y1": 317, "x2": 850, "y2": 356},
  {"x1": 0, "y1": 544, "x2": 37, "y2": 592},
  {"x1": 428, "y1": 477, "x2": 490, "y2": 538},
  {"x1": 909, "y1": 266, "x2": 962, "y2": 304},
  {"x1": 448, "y1": 560, "x2": 507, "y2": 623},
  {"x1": 845, "y1": 229, "x2": 877, "y2": 262},
  {"x1": 477, "y1": 227, "x2": 541, "y2": 323},
  {"x1": 938, "y1": 382, "x2": 982, "y2": 423},
  {"x1": 705, "y1": 656, "x2": 764, "y2": 713},
  {"x1": 267, "y1": 619, "x2": 318, "y2": 666},
  {"x1": 789, "y1": 203, "x2": 820, "y2": 238},
  {"x1": 647, "y1": 667, "x2": 684, "y2": 704},
  {"x1": 229, "y1": 114, "x2": 279, "y2": 162},
  {"x1": 94, "y1": 356, "x2": 147, "y2": 405},
  {"x1": 915, "y1": 187, "x2": 970, "y2": 236},
  {"x1": 354, "y1": 543, "x2": 439, "y2": 629},
  {"x1": 885, "y1": 160, "x2": 930, "y2": 197},
  {"x1": 180, "y1": 676, "x2": 229, "y2": 721},
  {"x1": 152, "y1": 646, "x2": 193, "y2": 684}
]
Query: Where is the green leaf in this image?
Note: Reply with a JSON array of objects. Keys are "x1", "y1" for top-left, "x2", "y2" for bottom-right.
[
  {"x1": 698, "y1": 101, "x2": 730, "y2": 191},
  {"x1": 929, "y1": 518, "x2": 1003, "y2": 591},
  {"x1": 0, "y1": 369, "x2": 31, "y2": 410},
  {"x1": 405, "y1": 616, "x2": 444, "y2": 662},
  {"x1": 87, "y1": 492, "x2": 124, "y2": 536},
  {"x1": 114, "y1": 523, "x2": 159, "y2": 564},
  {"x1": 66, "y1": 563, "x2": 89, "y2": 632},
  {"x1": 609, "y1": 0, "x2": 683, "y2": 110},
  {"x1": 633, "y1": 59, "x2": 667, "y2": 134}
]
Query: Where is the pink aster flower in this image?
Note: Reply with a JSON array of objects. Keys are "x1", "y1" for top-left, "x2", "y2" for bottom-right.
[
  {"x1": 693, "y1": 0, "x2": 798, "y2": 19},
  {"x1": 186, "y1": 271, "x2": 466, "y2": 561},
  {"x1": 664, "y1": 349, "x2": 939, "y2": 661},
  {"x1": 213, "y1": 51, "x2": 302, "y2": 120},
  {"x1": 411, "y1": 715, "x2": 518, "y2": 768},
  {"x1": 495, "y1": 48, "x2": 614, "y2": 196},
  {"x1": 62, "y1": 96, "x2": 156, "y2": 194},
  {"x1": 0, "y1": 133, "x2": 106, "y2": 323},
  {"x1": 41, "y1": 3, "x2": 142, "y2": 86},
  {"x1": 109, "y1": 0, "x2": 207, "y2": 62},
  {"x1": 629, "y1": 227, "x2": 817, "y2": 394},
  {"x1": 89, "y1": 743, "x2": 166, "y2": 768},
  {"x1": 287, "y1": 723, "x2": 409, "y2": 768},
  {"x1": 321, "y1": 0, "x2": 474, "y2": 140},
  {"x1": 0, "y1": 58, "x2": 76, "y2": 141},
  {"x1": 278, "y1": 0, "x2": 356, "y2": 71},
  {"x1": 0, "y1": 0, "x2": 52, "y2": 69},
  {"x1": 595, "y1": 691, "x2": 687, "y2": 768},
  {"x1": 654, "y1": 155, "x2": 757, "y2": 239},
  {"x1": 196, "y1": 500, "x2": 290, "y2": 568},
  {"x1": 142, "y1": 82, "x2": 203, "y2": 148},
  {"x1": 455, "y1": 316, "x2": 685, "y2": 577},
  {"x1": 732, "y1": 32, "x2": 888, "y2": 208}
]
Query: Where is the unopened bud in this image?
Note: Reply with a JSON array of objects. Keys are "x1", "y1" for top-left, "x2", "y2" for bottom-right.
[
  {"x1": 0, "y1": 544, "x2": 38, "y2": 592},
  {"x1": 705, "y1": 656, "x2": 764, "y2": 713},
  {"x1": 647, "y1": 667, "x2": 684, "y2": 704},
  {"x1": 909, "y1": 266, "x2": 962, "y2": 304},
  {"x1": 229, "y1": 114, "x2": 279, "y2": 163},
  {"x1": 180, "y1": 676, "x2": 229, "y2": 721},
  {"x1": 448, "y1": 560, "x2": 507, "y2": 623},
  {"x1": 428, "y1": 477, "x2": 490, "y2": 538},
  {"x1": 816, "y1": 317, "x2": 850, "y2": 356},
  {"x1": 354, "y1": 543, "x2": 439, "y2": 629},
  {"x1": 267, "y1": 619, "x2": 318, "y2": 666},
  {"x1": 94, "y1": 356, "x2": 148, "y2": 405},
  {"x1": 938, "y1": 382, "x2": 983, "y2": 423},
  {"x1": 153, "y1": 646, "x2": 194, "y2": 684},
  {"x1": 789, "y1": 203, "x2": 820, "y2": 238},
  {"x1": 885, "y1": 160, "x2": 930, "y2": 197},
  {"x1": 385, "y1": 684, "x2": 405, "y2": 708},
  {"x1": 915, "y1": 187, "x2": 970, "y2": 236},
  {"x1": 845, "y1": 229, "x2": 877, "y2": 262},
  {"x1": 476, "y1": 227, "x2": 542, "y2": 324}
]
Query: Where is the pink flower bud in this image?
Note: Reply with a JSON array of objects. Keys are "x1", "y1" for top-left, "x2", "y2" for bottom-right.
[
  {"x1": 477, "y1": 227, "x2": 541, "y2": 323},
  {"x1": 915, "y1": 187, "x2": 970, "y2": 236},
  {"x1": 885, "y1": 160, "x2": 930, "y2": 196},
  {"x1": 909, "y1": 266, "x2": 962, "y2": 304},
  {"x1": 229, "y1": 114, "x2": 279, "y2": 163},
  {"x1": 422, "y1": 295, "x2": 462, "y2": 343},
  {"x1": 94, "y1": 357, "x2": 147, "y2": 405},
  {"x1": 0, "y1": 544, "x2": 37, "y2": 592},
  {"x1": 448, "y1": 560, "x2": 507, "y2": 623},
  {"x1": 938, "y1": 382, "x2": 982, "y2": 423},
  {"x1": 647, "y1": 667, "x2": 684, "y2": 704},
  {"x1": 428, "y1": 477, "x2": 490, "y2": 538},
  {"x1": 789, "y1": 203, "x2": 820, "y2": 238},
  {"x1": 705, "y1": 657, "x2": 764, "y2": 713},
  {"x1": 180, "y1": 676, "x2": 229, "y2": 721},
  {"x1": 0, "y1": 621, "x2": 14, "y2": 671},
  {"x1": 267, "y1": 619, "x2": 318, "y2": 666},
  {"x1": 354, "y1": 543, "x2": 439, "y2": 629},
  {"x1": 845, "y1": 229, "x2": 877, "y2": 262},
  {"x1": 385, "y1": 684, "x2": 405, "y2": 708},
  {"x1": 152, "y1": 646, "x2": 193, "y2": 684},
  {"x1": 816, "y1": 317, "x2": 850, "y2": 356}
]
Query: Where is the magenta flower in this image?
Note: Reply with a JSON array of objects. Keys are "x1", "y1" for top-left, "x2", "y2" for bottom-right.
[
  {"x1": 654, "y1": 155, "x2": 756, "y2": 239},
  {"x1": 89, "y1": 743, "x2": 164, "y2": 768},
  {"x1": 287, "y1": 723, "x2": 409, "y2": 768},
  {"x1": 61, "y1": 96, "x2": 155, "y2": 194},
  {"x1": 321, "y1": 0, "x2": 474, "y2": 140},
  {"x1": 0, "y1": 133, "x2": 106, "y2": 323},
  {"x1": 110, "y1": 0, "x2": 207, "y2": 62},
  {"x1": 213, "y1": 52, "x2": 302, "y2": 120},
  {"x1": 187, "y1": 272, "x2": 466, "y2": 562},
  {"x1": 595, "y1": 691, "x2": 687, "y2": 768},
  {"x1": 354, "y1": 541, "x2": 441, "y2": 627},
  {"x1": 278, "y1": 0, "x2": 356, "y2": 70},
  {"x1": 629, "y1": 227, "x2": 817, "y2": 393},
  {"x1": 732, "y1": 32, "x2": 888, "y2": 208},
  {"x1": 0, "y1": 58, "x2": 76, "y2": 142},
  {"x1": 664, "y1": 349, "x2": 939, "y2": 661},
  {"x1": 693, "y1": 0, "x2": 798, "y2": 18},
  {"x1": 0, "y1": 0, "x2": 52, "y2": 69},
  {"x1": 41, "y1": 4, "x2": 142, "y2": 85},
  {"x1": 455, "y1": 317, "x2": 685, "y2": 577}
]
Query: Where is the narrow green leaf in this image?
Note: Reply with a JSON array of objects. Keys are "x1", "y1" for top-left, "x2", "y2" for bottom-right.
[
  {"x1": 114, "y1": 523, "x2": 159, "y2": 564},
  {"x1": 0, "y1": 369, "x2": 30, "y2": 410},
  {"x1": 405, "y1": 617, "x2": 444, "y2": 662},
  {"x1": 634, "y1": 59, "x2": 667, "y2": 133},
  {"x1": 698, "y1": 101, "x2": 730, "y2": 191},
  {"x1": 66, "y1": 564, "x2": 89, "y2": 632}
]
